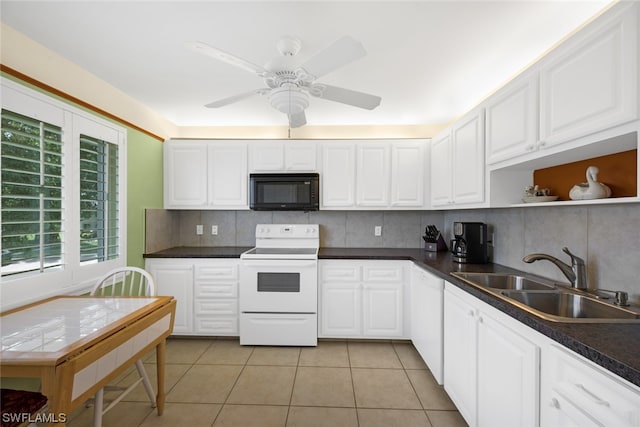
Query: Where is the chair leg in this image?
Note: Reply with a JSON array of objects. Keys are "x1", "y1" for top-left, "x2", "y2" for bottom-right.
[
  {"x1": 135, "y1": 360, "x2": 157, "y2": 408},
  {"x1": 93, "y1": 388, "x2": 104, "y2": 427}
]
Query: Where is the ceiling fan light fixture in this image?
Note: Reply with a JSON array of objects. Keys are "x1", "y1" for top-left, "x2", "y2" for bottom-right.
[{"x1": 269, "y1": 84, "x2": 309, "y2": 115}]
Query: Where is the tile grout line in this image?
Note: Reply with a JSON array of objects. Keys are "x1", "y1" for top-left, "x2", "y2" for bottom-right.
[{"x1": 209, "y1": 343, "x2": 256, "y2": 426}]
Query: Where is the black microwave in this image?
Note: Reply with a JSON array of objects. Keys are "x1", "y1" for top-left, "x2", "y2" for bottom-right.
[{"x1": 249, "y1": 173, "x2": 319, "y2": 211}]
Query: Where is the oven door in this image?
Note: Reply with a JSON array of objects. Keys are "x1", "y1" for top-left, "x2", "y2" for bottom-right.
[{"x1": 239, "y1": 259, "x2": 317, "y2": 313}]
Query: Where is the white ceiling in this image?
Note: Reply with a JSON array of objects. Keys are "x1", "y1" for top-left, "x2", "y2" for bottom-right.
[{"x1": 1, "y1": 1, "x2": 613, "y2": 128}]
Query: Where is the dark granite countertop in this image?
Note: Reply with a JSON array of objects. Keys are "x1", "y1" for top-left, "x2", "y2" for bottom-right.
[
  {"x1": 144, "y1": 246, "x2": 252, "y2": 258},
  {"x1": 143, "y1": 245, "x2": 640, "y2": 388}
]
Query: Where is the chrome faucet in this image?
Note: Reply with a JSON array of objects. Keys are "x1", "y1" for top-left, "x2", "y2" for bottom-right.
[{"x1": 522, "y1": 247, "x2": 587, "y2": 290}]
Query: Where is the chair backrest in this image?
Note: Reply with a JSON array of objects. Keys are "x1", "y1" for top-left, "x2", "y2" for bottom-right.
[{"x1": 91, "y1": 266, "x2": 156, "y2": 297}]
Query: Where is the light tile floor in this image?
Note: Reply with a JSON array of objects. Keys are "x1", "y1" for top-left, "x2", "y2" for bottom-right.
[{"x1": 67, "y1": 339, "x2": 467, "y2": 427}]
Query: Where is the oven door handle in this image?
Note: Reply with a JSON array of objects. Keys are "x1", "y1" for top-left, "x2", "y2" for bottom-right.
[{"x1": 241, "y1": 260, "x2": 318, "y2": 268}]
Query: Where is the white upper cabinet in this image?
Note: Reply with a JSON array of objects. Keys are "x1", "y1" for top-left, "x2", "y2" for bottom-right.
[
  {"x1": 430, "y1": 132, "x2": 453, "y2": 206},
  {"x1": 285, "y1": 142, "x2": 317, "y2": 171},
  {"x1": 208, "y1": 143, "x2": 248, "y2": 209},
  {"x1": 164, "y1": 141, "x2": 209, "y2": 208},
  {"x1": 321, "y1": 142, "x2": 357, "y2": 208},
  {"x1": 452, "y1": 110, "x2": 485, "y2": 204},
  {"x1": 391, "y1": 141, "x2": 427, "y2": 207},
  {"x1": 431, "y1": 109, "x2": 485, "y2": 208},
  {"x1": 249, "y1": 140, "x2": 317, "y2": 172},
  {"x1": 485, "y1": 70, "x2": 539, "y2": 165},
  {"x1": 164, "y1": 140, "x2": 248, "y2": 210},
  {"x1": 356, "y1": 143, "x2": 390, "y2": 207},
  {"x1": 322, "y1": 140, "x2": 428, "y2": 210},
  {"x1": 539, "y1": 3, "x2": 638, "y2": 146}
]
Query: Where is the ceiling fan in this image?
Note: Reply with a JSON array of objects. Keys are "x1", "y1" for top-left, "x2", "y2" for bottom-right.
[{"x1": 186, "y1": 36, "x2": 382, "y2": 128}]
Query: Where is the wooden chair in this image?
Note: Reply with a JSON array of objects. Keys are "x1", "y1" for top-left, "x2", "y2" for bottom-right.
[
  {"x1": 0, "y1": 388, "x2": 48, "y2": 427},
  {"x1": 89, "y1": 267, "x2": 157, "y2": 427}
]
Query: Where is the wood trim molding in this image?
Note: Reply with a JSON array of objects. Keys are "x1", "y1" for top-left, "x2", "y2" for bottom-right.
[{"x1": 1, "y1": 64, "x2": 165, "y2": 142}]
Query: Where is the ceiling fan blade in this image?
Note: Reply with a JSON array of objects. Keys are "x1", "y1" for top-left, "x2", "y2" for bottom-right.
[
  {"x1": 299, "y1": 36, "x2": 366, "y2": 79},
  {"x1": 186, "y1": 41, "x2": 272, "y2": 76},
  {"x1": 288, "y1": 111, "x2": 307, "y2": 128},
  {"x1": 205, "y1": 89, "x2": 266, "y2": 108},
  {"x1": 311, "y1": 84, "x2": 381, "y2": 110}
]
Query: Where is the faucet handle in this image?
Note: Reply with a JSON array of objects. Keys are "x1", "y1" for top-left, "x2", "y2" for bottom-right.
[{"x1": 562, "y1": 247, "x2": 585, "y2": 266}]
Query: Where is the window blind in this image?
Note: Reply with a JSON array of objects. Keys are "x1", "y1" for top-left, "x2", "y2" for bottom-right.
[
  {"x1": 79, "y1": 134, "x2": 119, "y2": 264},
  {"x1": 1, "y1": 109, "x2": 64, "y2": 276}
]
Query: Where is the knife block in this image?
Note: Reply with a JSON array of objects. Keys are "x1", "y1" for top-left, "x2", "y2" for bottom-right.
[{"x1": 424, "y1": 235, "x2": 448, "y2": 252}]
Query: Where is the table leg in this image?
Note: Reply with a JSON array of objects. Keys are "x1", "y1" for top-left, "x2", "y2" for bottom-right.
[{"x1": 155, "y1": 339, "x2": 166, "y2": 415}]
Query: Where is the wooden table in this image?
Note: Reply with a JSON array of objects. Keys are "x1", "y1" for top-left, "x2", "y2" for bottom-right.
[{"x1": 0, "y1": 296, "x2": 176, "y2": 425}]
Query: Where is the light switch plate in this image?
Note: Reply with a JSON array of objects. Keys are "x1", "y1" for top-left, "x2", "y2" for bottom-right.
[
  {"x1": 196, "y1": 224, "x2": 203, "y2": 235},
  {"x1": 374, "y1": 225, "x2": 382, "y2": 236}
]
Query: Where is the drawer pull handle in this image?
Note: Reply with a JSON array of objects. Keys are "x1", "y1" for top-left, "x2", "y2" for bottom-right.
[{"x1": 575, "y1": 383, "x2": 610, "y2": 406}]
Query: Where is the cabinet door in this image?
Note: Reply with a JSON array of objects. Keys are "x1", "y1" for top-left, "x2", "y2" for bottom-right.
[
  {"x1": 321, "y1": 143, "x2": 356, "y2": 208},
  {"x1": 485, "y1": 72, "x2": 539, "y2": 164},
  {"x1": 285, "y1": 142, "x2": 317, "y2": 171},
  {"x1": 249, "y1": 142, "x2": 284, "y2": 171},
  {"x1": 362, "y1": 282, "x2": 403, "y2": 337},
  {"x1": 391, "y1": 141, "x2": 425, "y2": 207},
  {"x1": 430, "y1": 132, "x2": 452, "y2": 207},
  {"x1": 146, "y1": 261, "x2": 194, "y2": 334},
  {"x1": 357, "y1": 143, "x2": 390, "y2": 207},
  {"x1": 477, "y1": 311, "x2": 539, "y2": 427},
  {"x1": 164, "y1": 142, "x2": 208, "y2": 208},
  {"x1": 410, "y1": 266, "x2": 444, "y2": 384},
  {"x1": 444, "y1": 285, "x2": 477, "y2": 425},
  {"x1": 540, "y1": 5, "x2": 638, "y2": 146},
  {"x1": 452, "y1": 110, "x2": 485, "y2": 204},
  {"x1": 320, "y1": 282, "x2": 361, "y2": 337},
  {"x1": 208, "y1": 143, "x2": 248, "y2": 209}
]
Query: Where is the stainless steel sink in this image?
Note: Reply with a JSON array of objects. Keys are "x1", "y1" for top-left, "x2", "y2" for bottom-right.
[
  {"x1": 500, "y1": 290, "x2": 640, "y2": 322},
  {"x1": 450, "y1": 271, "x2": 640, "y2": 323},
  {"x1": 451, "y1": 272, "x2": 557, "y2": 290}
]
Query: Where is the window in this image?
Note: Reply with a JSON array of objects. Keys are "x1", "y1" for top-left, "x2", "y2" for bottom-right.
[
  {"x1": 1, "y1": 78, "x2": 126, "y2": 310},
  {"x1": 79, "y1": 134, "x2": 119, "y2": 264},
  {"x1": 1, "y1": 110, "x2": 64, "y2": 276}
]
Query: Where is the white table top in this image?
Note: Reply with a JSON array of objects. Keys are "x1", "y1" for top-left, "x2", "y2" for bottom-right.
[{"x1": 1, "y1": 297, "x2": 158, "y2": 353}]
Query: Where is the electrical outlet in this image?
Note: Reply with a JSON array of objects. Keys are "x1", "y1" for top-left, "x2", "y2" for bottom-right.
[
  {"x1": 211, "y1": 225, "x2": 218, "y2": 235},
  {"x1": 196, "y1": 224, "x2": 203, "y2": 235},
  {"x1": 374, "y1": 225, "x2": 382, "y2": 236}
]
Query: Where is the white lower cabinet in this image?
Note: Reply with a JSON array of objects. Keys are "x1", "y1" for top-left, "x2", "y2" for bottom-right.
[
  {"x1": 145, "y1": 259, "x2": 194, "y2": 334},
  {"x1": 193, "y1": 260, "x2": 239, "y2": 335},
  {"x1": 145, "y1": 258, "x2": 239, "y2": 336},
  {"x1": 410, "y1": 264, "x2": 444, "y2": 384},
  {"x1": 444, "y1": 282, "x2": 539, "y2": 427},
  {"x1": 541, "y1": 344, "x2": 640, "y2": 427},
  {"x1": 319, "y1": 260, "x2": 408, "y2": 339}
]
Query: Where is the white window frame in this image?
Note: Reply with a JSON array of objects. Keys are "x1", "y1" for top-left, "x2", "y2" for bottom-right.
[{"x1": 1, "y1": 78, "x2": 127, "y2": 311}]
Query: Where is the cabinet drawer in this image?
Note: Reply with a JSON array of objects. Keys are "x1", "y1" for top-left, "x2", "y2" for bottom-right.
[
  {"x1": 363, "y1": 265, "x2": 403, "y2": 282},
  {"x1": 195, "y1": 282, "x2": 238, "y2": 298},
  {"x1": 195, "y1": 299, "x2": 238, "y2": 316},
  {"x1": 195, "y1": 264, "x2": 238, "y2": 281},
  {"x1": 194, "y1": 317, "x2": 238, "y2": 335},
  {"x1": 321, "y1": 264, "x2": 361, "y2": 282},
  {"x1": 546, "y1": 344, "x2": 640, "y2": 426}
]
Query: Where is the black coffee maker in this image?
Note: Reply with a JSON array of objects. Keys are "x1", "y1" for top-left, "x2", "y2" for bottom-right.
[{"x1": 450, "y1": 222, "x2": 489, "y2": 264}]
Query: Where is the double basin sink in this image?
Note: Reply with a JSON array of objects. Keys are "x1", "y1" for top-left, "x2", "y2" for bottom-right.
[{"x1": 450, "y1": 272, "x2": 640, "y2": 323}]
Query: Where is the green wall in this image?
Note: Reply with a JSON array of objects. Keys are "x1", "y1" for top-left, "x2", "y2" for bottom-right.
[{"x1": 126, "y1": 128, "x2": 164, "y2": 267}]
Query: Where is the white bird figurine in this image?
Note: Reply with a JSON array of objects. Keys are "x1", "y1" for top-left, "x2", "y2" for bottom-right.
[{"x1": 569, "y1": 166, "x2": 612, "y2": 200}]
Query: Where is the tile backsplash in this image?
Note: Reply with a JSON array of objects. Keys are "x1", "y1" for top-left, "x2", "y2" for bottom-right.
[{"x1": 145, "y1": 203, "x2": 640, "y2": 303}]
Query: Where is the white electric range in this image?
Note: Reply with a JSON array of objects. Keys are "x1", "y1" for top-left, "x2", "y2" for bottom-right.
[{"x1": 239, "y1": 224, "x2": 319, "y2": 346}]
